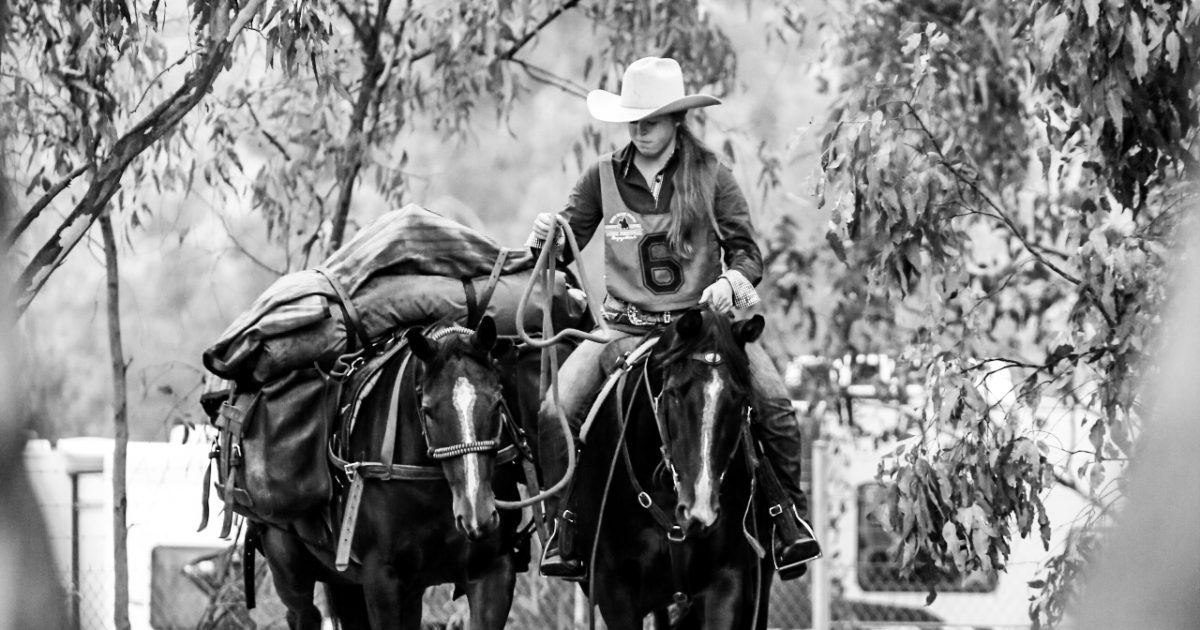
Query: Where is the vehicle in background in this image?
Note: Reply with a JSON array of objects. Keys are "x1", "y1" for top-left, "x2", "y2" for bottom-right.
[{"x1": 765, "y1": 353, "x2": 1090, "y2": 629}]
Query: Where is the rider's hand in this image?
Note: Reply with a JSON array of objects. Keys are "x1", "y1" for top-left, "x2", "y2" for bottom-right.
[
  {"x1": 530, "y1": 212, "x2": 557, "y2": 241},
  {"x1": 699, "y1": 277, "x2": 734, "y2": 314}
]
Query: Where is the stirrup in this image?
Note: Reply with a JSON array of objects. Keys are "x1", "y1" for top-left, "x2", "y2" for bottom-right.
[
  {"x1": 539, "y1": 512, "x2": 587, "y2": 582},
  {"x1": 772, "y1": 506, "x2": 822, "y2": 580}
]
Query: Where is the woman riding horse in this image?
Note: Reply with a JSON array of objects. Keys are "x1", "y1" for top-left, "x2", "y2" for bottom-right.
[
  {"x1": 528, "y1": 56, "x2": 822, "y2": 582},
  {"x1": 577, "y1": 308, "x2": 773, "y2": 628}
]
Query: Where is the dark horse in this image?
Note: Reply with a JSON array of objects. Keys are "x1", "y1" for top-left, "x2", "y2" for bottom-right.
[
  {"x1": 574, "y1": 309, "x2": 774, "y2": 629},
  {"x1": 255, "y1": 316, "x2": 532, "y2": 629}
]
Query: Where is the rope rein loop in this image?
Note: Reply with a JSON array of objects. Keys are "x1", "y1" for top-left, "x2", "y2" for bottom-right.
[{"x1": 515, "y1": 216, "x2": 614, "y2": 348}]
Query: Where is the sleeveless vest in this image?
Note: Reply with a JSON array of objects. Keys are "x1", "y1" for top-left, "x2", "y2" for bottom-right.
[{"x1": 599, "y1": 152, "x2": 722, "y2": 311}]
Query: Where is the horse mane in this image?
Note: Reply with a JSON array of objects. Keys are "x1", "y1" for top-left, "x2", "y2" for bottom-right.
[{"x1": 653, "y1": 309, "x2": 753, "y2": 390}]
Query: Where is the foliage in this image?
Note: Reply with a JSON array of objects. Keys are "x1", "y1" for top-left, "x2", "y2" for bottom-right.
[
  {"x1": 809, "y1": 0, "x2": 1199, "y2": 624},
  {"x1": 201, "y1": 0, "x2": 738, "y2": 267},
  {"x1": 4, "y1": 0, "x2": 267, "y2": 314}
]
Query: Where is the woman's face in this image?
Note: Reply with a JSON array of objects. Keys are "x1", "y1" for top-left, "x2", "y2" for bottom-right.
[{"x1": 628, "y1": 116, "x2": 677, "y2": 160}]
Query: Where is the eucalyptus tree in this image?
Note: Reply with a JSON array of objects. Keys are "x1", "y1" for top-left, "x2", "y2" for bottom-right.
[
  {"x1": 199, "y1": 0, "x2": 738, "y2": 267},
  {"x1": 809, "y1": 0, "x2": 1198, "y2": 625}
]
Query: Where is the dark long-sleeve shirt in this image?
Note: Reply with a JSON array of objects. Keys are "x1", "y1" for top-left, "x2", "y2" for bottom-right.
[{"x1": 556, "y1": 143, "x2": 764, "y2": 286}]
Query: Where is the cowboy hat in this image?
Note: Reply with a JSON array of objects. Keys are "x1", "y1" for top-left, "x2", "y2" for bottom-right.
[{"x1": 586, "y1": 57, "x2": 721, "y2": 123}]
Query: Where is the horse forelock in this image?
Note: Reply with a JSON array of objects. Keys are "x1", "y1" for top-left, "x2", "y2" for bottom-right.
[{"x1": 655, "y1": 311, "x2": 753, "y2": 393}]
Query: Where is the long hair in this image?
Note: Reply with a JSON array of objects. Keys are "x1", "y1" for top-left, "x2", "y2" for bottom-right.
[{"x1": 666, "y1": 113, "x2": 717, "y2": 260}]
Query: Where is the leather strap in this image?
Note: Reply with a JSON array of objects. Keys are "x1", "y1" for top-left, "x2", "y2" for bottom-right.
[
  {"x1": 613, "y1": 368, "x2": 691, "y2": 610},
  {"x1": 315, "y1": 266, "x2": 371, "y2": 351},
  {"x1": 462, "y1": 278, "x2": 479, "y2": 329},
  {"x1": 379, "y1": 352, "x2": 414, "y2": 479},
  {"x1": 335, "y1": 474, "x2": 365, "y2": 571},
  {"x1": 472, "y1": 249, "x2": 511, "y2": 327},
  {"x1": 329, "y1": 444, "x2": 521, "y2": 481},
  {"x1": 243, "y1": 523, "x2": 260, "y2": 609}
]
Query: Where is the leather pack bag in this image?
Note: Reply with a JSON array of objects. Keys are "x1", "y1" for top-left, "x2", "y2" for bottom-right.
[{"x1": 206, "y1": 367, "x2": 339, "y2": 534}]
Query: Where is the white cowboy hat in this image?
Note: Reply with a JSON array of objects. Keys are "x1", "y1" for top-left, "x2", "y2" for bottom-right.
[{"x1": 586, "y1": 57, "x2": 721, "y2": 123}]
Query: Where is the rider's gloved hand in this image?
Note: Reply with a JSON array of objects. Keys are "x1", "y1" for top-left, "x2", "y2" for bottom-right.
[
  {"x1": 699, "y1": 277, "x2": 735, "y2": 314},
  {"x1": 526, "y1": 212, "x2": 559, "y2": 250}
]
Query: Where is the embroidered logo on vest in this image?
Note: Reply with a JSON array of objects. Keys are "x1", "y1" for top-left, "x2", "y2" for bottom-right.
[{"x1": 605, "y1": 212, "x2": 645, "y2": 242}]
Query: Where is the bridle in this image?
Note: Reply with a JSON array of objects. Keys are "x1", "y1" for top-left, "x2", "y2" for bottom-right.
[
  {"x1": 606, "y1": 343, "x2": 760, "y2": 613},
  {"x1": 415, "y1": 325, "x2": 511, "y2": 461},
  {"x1": 645, "y1": 350, "x2": 755, "y2": 495}
]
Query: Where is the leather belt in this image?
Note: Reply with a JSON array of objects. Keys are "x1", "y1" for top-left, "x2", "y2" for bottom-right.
[{"x1": 602, "y1": 295, "x2": 690, "y2": 327}]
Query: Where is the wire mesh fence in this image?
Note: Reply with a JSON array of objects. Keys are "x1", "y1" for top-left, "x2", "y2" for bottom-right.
[{"x1": 32, "y1": 438, "x2": 1040, "y2": 630}]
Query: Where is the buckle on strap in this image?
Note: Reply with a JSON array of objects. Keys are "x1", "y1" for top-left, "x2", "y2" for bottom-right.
[
  {"x1": 769, "y1": 503, "x2": 784, "y2": 517},
  {"x1": 667, "y1": 525, "x2": 687, "y2": 542},
  {"x1": 637, "y1": 492, "x2": 653, "y2": 509}
]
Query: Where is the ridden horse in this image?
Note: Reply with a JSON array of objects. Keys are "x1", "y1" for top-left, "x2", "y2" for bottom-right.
[
  {"x1": 255, "y1": 316, "x2": 531, "y2": 630},
  {"x1": 573, "y1": 309, "x2": 774, "y2": 629}
]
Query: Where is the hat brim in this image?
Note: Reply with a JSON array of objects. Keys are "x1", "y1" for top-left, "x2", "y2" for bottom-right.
[{"x1": 586, "y1": 90, "x2": 721, "y2": 123}]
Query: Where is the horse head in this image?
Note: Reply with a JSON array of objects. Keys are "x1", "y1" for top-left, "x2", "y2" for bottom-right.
[
  {"x1": 406, "y1": 316, "x2": 511, "y2": 540},
  {"x1": 649, "y1": 309, "x2": 764, "y2": 537}
]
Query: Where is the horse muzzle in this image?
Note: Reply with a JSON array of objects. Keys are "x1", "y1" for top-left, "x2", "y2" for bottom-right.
[
  {"x1": 676, "y1": 501, "x2": 720, "y2": 537},
  {"x1": 456, "y1": 509, "x2": 500, "y2": 540}
]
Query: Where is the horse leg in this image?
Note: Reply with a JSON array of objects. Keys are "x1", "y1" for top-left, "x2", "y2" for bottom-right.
[
  {"x1": 257, "y1": 527, "x2": 324, "y2": 630},
  {"x1": 696, "y1": 569, "x2": 746, "y2": 630},
  {"x1": 363, "y1": 574, "x2": 423, "y2": 630},
  {"x1": 593, "y1": 575, "x2": 644, "y2": 630},
  {"x1": 463, "y1": 554, "x2": 517, "y2": 630},
  {"x1": 324, "y1": 582, "x2": 370, "y2": 630}
]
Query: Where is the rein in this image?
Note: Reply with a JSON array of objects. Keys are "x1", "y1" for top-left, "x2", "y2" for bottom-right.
[{"x1": 499, "y1": 215, "x2": 615, "y2": 511}]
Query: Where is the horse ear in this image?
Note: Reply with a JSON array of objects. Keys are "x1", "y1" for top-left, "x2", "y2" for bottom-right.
[
  {"x1": 472, "y1": 316, "x2": 497, "y2": 351},
  {"x1": 731, "y1": 314, "x2": 765, "y2": 345},
  {"x1": 406, "y1": 328, "x2": 437, "y2": 362},
  {"x1": 676, "y1": 309, "x2": 704, "y2": 338}
]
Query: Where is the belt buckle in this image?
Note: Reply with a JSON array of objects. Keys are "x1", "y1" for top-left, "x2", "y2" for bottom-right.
[{"x1": 627, "y1": 304, "x2": 652, "y2": 327}]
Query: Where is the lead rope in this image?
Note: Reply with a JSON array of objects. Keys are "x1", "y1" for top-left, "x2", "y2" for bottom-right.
[{"x1": 498, "y1": 216, "x2": 614, "y2": 510}]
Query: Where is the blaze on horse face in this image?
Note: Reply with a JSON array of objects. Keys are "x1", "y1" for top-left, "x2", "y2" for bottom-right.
[
  {"x1": 406, "y1": 317, "x2": 509, "y2": 541},
  {"x1": 657, "y1": 310, "x2": 764, "y2": 537}
]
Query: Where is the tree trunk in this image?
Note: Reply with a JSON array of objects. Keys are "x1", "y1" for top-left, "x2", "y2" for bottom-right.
[
  {"x1": 327, "y1": 0, "x2": 391, "y2": 253},
  {"x1": 100, "y1": 212, "x2": 131, "y2": 630}
]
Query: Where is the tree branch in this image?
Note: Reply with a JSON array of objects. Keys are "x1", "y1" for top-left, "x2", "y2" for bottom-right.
[
  {"x1": 498, "y1": 0, "x2": 582, "y2": 60},
  {"x1": 507, "y1": 57, "x2": 588, "y2": 98},
  {"x1": 6, "y1": 162, "x2": 93, "y2": 248},
  {"x1": 902, "y1": 101, "x2": 1082, "y2": 287},
  {"x1": 241, "y1": 100, "x2": 291, "y2": 160},
  {"x1": 12, "y1": 0, "x2": 243, "y2": 317},
  {"x1": 215, "y1": 210, "x2": 284, "y2": 276}
]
